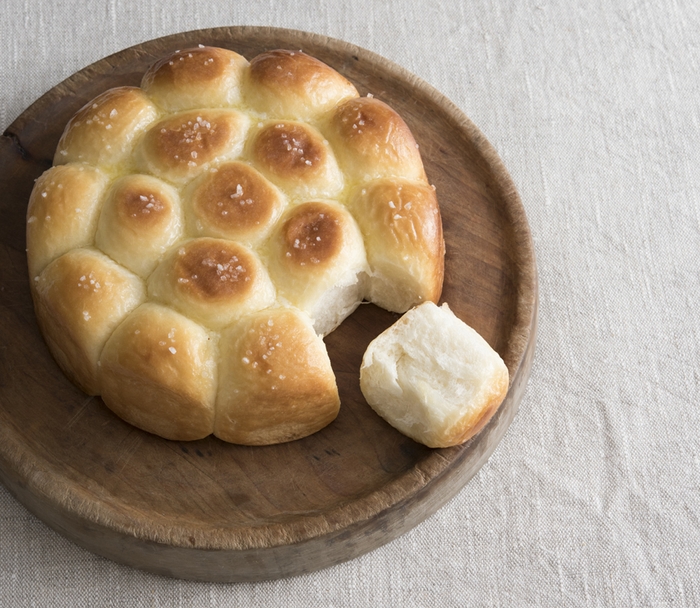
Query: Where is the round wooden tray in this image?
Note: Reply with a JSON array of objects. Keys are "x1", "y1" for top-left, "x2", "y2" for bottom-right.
[{"x1": 0, "y1": 27, "x2": 537, "y2": 582}]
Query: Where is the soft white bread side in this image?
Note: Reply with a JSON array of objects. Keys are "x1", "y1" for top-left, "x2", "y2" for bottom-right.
[
  {"x1": 360, "y1": 302, "x2": 509, "y2": 448},
  {"x1": 99, "y1": 303, "x2": 218, "y2": 441},
  {"x1": 215, "y1": 307, "x2": 340, "y2": 445}
]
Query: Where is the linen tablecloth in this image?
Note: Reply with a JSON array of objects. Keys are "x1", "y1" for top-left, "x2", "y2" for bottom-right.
[{"x1": 2, "y1": 0, "x2": 698, "y2": 605}]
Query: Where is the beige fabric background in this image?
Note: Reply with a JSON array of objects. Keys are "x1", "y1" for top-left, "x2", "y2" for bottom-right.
[{"x1": 2, "y1": 0, "x2": 699, "y2": 605}]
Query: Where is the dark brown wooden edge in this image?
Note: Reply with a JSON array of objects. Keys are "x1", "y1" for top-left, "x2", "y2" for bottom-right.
[{"x1": 0, "y1": 26, "x2": 538, "y2": 582}]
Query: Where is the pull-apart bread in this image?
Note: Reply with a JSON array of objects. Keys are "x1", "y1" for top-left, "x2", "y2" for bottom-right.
[{"x1": 26, "y1": 46, "x2": 446, "y2": 445}]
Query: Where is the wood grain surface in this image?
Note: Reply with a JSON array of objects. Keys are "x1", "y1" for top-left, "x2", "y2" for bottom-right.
[{"x1": 0, "y1": 26, "x2": 537, "y2": 582}]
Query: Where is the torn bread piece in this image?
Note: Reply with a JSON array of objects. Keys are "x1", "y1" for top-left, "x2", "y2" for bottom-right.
[{"x1": 360, "y1": 302, "x2": 509, "y2": 448}]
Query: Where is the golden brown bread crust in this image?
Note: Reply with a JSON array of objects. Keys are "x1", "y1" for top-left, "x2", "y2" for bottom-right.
[
  {"x1": 248, "y1": 120, "x2": 343, "y2": 199},
  {"x1": 183, "y1": 161, "x2": 285, "y2": 245},
  {"x1": 26, "y1": 163, "x2": 109, "y2": 278},
  {"x1": 349, "y1": 179, "x2": 444, "y2": 312},
  {"x1": 32, "y1": 249, "x2": 145, "y2": 395},
  {"x1": 54, "y1": 87, "x2": 159, "y2": 168},
  {"x1": 148, "y1": 237, "x2": 275, "y2": 329},
  {"x1": 95, "y1": 174, "x2": 183, "y2": 277},
  {"x1": 27, "y1": 46, "x2": 445, "y2": 445},
  {"x1": 246, "y1": 49, "x2": 358, "y2": 120},
  {"x1": 137, "y1": 109, "x2": 250, "y2": 183},
  {"x1": 278, "y1": 202, "x2": 345, "y2": 267},
  {"x1": 215, "y1": 308, "x2": 339, "y2": 445},
  {"x1": 99, "y1": 303, "x2": 217, "y2": 441},
  {"x1": 141, "y1": 46, "x2": 248, "y2": 112},
  {"x1": 325, "y1": 97, "x2": 426, "y2": 182}
]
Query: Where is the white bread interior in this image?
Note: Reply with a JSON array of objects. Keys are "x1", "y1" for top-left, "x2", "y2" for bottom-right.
[{"x1": 360, "y1": 302, "x2": 509, "y2": 448}]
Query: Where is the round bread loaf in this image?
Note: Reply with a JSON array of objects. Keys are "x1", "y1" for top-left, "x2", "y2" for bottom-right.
[{"x1": 26, "y1": 45, "x2": 445, "y2": 445}]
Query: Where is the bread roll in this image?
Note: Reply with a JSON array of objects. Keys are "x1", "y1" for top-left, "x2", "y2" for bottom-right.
[
  {"x1": 247, "y1": 120, "x2": 343, "y2": 199},
  {"x1": 360, "y1": 302, "x2": 509, "y2": 448},
  {"x1": 323, "y1": 96, "x2": 426, "y2": 182},
  {"x1": 182, "y1": 161, "x2": 286, "y2": 246},
  {"x1": 26, "y1": 163, "x2": 108, "y2": 278},
  {"x1": 141, "y1": 46, "x2": 249, "y2": 112},
  {"x1": 32, "y1": 248, "x2": 145, "y2": 395},
  {"x1": 349, "y1": 178, "x2": 444, "y2": 312},
  {"x1": 54, "y1": 87, "x2": 159, "y2": 169},
  {"x1": 147, "y1": 237, "x2": 276, "y2": 329},
  {"x1": 215, "y1": 308, "x2": 339, "y2": 445},
  {"x1": 27, "y1": 46, "x2": 446, "y2": 445},
  {"x1": 265, "y1": 200, "x2": 367, "y2": 335},
  {"x1": 136, "y1": 109, "x2": 250, "y2": 183},
  {"x1": 245, "y1": 49, "x2": 358, "y2": 120},
  {"x1": 99, "y1": 303, "x2": 217, "y2": 441},
  {"x1": 95, "y1": 174, "x2": 183, "y2": 277}
]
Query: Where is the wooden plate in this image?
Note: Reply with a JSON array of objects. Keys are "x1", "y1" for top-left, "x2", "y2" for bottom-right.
[{"x1": 0, "y1": 26, "x2": 537, "y2": 582}]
